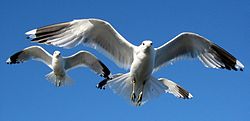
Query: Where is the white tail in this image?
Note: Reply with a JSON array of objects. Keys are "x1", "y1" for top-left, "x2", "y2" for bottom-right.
[
  {"x1": 45, "y1": 72, "x2": 73, "y2": 87},
  {"x1": 107, "y1": 73, "x2": 132, "y2": 100},
  {"x1": 107, "y1": 73, "x2": 168, "y2": 106}
]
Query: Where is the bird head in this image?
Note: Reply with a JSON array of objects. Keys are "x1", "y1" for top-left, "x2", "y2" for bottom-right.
[
  {"x1": 53, "y1": 51, "x2": 61, "y2": 58},
  {"x1": 139, "y1": 40, "x2": 153, "y2": 52}
]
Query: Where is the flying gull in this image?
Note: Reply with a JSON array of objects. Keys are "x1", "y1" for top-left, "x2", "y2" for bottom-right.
[
  {"x1": 26, "y1": 19, "x2": 244, "y2": 106},
  {"x1": 7, "y1": 46, "x2": 111, "y2": 87}
]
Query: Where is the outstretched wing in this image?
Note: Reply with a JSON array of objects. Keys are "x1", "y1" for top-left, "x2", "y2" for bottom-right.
[
  {"x1": 26, "y1": 19, "x2": 136, "y2": 69},
  {"x1": 159, "y1": 78, "x2": 193, "y2": 99},
  {"x1": 154, "y1": 32, "x2": 244, "y2": 71},
  {"x1": 64, "y1": 51, "x2": 111, "y2": 79},
  {"x1": 7, "y1": 46, "x2": 53, "y2": 68}
]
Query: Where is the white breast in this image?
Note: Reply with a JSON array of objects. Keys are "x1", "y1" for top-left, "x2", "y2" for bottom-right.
[
  {"x1": 52, "y1": 57, "x2": 66, "y2": 77},
  {"x1": 130, "y1": 48, "x2": 155, "y2": 81}
]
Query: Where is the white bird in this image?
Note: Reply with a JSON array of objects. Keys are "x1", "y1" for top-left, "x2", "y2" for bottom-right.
[
  {"x1": 7, "y1": 46, "x2": 111, "y2": 87},
  {"x1": 26, "y1": 18, "x2": 244, "y2": 106}
]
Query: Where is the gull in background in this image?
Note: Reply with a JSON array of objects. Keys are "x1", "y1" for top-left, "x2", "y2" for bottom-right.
[
  {"x1": 7, "y1": 46, "x2": 111, "y2": 87},
  {"x1": 26, "y1": 18, "x2": 244, "y2": 106}
]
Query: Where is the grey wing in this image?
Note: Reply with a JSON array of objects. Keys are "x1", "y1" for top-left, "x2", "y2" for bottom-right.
[
  {"x1": 64, "y1": 51, "x2": 111, "y2": 78},
  {"x1": 6, "y1": 46, "x2": 53, "y2": 68},
  {"x1": 154, "y1": 32, "x2": 244, "y2": 71},
  {"x1": 159, "y1": 78, "x2": 193, "y2": 99},
  {"x1": 26, "y1": 18, "x2": 136, "y2": 69}
]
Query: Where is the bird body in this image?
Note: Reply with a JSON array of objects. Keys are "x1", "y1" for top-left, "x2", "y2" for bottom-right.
[
  {"x1": 7, "y1": 46, "x2": 111, "y2": 87},
  {"x1": 25, "y1": 18, "x2": 244, "y2": 106},
  {"x1": 131, "y1": 41, "x2": 154, "y2": 82},
  {"x1": 49, "y1": 51, "x2": 68, "y2": 86},
  {"x1": 129, "y1": 41, "x2": 155, "y2": 105},
  {"x1": 51, "y1": 51, "x2": 65, "y2": 76}
]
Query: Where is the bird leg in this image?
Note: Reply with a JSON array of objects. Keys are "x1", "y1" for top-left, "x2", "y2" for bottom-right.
[
  {"x1": 130, "y1": 78, "x2": 136, "y2": 103},
  {"x1": 55, "y1": 78, "x2": 62, "y2": 87},
  {"x1": 136, "y1": 81, "x2": 146, "y2": 106},
  {"x1": 56, "y1": 80, "x2": 61, "y2": 87}
]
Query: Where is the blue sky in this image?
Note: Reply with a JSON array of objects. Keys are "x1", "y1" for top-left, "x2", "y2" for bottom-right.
[{"x1": 1, "y1": 0, "x2": 249, "y2": 121}]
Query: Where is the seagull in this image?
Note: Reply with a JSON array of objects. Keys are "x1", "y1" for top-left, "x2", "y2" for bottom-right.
[
  {"x1": 26, "y1": 18, "x2": 244, "y2": 106},
  {"x1": 7, "y1": 46, "x2": 111, "y2": 87}
]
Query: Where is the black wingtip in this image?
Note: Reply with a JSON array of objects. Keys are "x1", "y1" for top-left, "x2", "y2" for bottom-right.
[
  {"x1": 211, "y1": 44, "x2": 243, "y2": 71},
  {"x1": 96, "y1": 78, "x2": 109, "y2": 90},
  {"x1": 7, "y1": 51, "x2": 23, "y2": 64},
  {"x1": 6, "y1": 61, "x2": 21, "y2": 64},
  {"x1": 177, "y1": 85, "x2": 192, "y2": 99},
  {"x1": 98, "y1": 60, "x2": 111, "y2": 79},
  {"x1": 27, "y1": 22, "x2": 71, "y2": 44}
]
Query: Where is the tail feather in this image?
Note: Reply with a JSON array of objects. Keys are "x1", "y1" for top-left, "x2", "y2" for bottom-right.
[
  {"x1": 45, "y1": 72, "x2": 73, "y2": 87},
  {"x1": 108, "y1": 73, "x2": 131, "y2": 98},
  {"x1": 107, "y1": 73, "x2": 167, "y2": 105},
  {"x1": 107, "y1": 73, "x2": 192, "y2": 106},
  {"x1": 142, "y1": 76, "x2": 166, "y2": 103}
]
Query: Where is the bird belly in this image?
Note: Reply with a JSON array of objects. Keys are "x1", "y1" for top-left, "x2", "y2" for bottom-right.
[
  {"x1": 52, "y1": 60, "x2": 66, "y2": 80},
  {"x1": 130, "y1": 53, "x2": 154, "y2": 83}
]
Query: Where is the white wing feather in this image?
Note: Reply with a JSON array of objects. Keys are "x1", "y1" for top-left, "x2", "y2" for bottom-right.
[
  {"x1": 63, "y1": 51, "x2": 110, "y2": 78},
  {"x1": 26, "y1": 19, "x2": 136, "y2": 69},
  {"x1": 154, "y1": 32, "x2": 244, "y2": 71},
  {"x1": 6, "y1": 46, "x2": 53, "y2": 68}
]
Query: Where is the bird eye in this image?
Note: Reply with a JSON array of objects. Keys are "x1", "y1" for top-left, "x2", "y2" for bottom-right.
[
  {"x1": 150, "y1": 43, "x2": 152, "y2": 45},
  {"x1": 142, "y1": 43, "x2": 145, "y2": 45}
]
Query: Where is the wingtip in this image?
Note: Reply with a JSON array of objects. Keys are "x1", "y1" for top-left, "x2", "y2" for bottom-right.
[
  {"x1": 188, "y1": 93, "x2": 193, "y2": 99},
  {"x1": 98, "y1": 60, "x2": 111, "y2": 78},
  {"x1": 25, "y1": 29, "x2": 37, "y2": 35},
  {"x1": 7, "y1": 51, "x2": 23, "y2": 64},
  {"x1": 6, "y1": 58, "x2": 11, "y2": 64},
  {"x1": 6, "y1": 58, "x2": 21, "y2": 64},
  {"x1": 25, "y1": 29, "x2": 37, "y2": 39},
  {"x1": 96, "y1": 78, "x2": 108, "y2": 90},
  {"x1": 181, "y1": 92, "x2": 193, "y2": 99},
  {"x1": 236, "y1": 60, "x2": 244, "y2": 71}
]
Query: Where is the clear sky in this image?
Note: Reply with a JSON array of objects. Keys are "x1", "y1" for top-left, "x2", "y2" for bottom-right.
[{"x1": 1, "y1": 0, "x2": 249, "y2": 121}]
